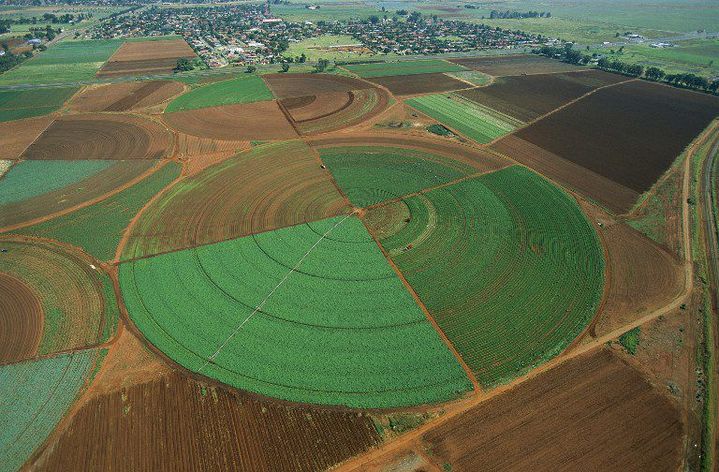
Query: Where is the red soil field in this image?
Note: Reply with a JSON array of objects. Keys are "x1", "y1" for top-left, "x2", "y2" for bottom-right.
[
  {"x1": 0, "y1": 115, "x2": 54, "y2": 160},
  {"x1": 291, "y1": 88, "x2": 392, "y2": 135},
  {"x1": 420, "y1": 349, "x2": 683, "y2": 471},
  {"x1": 282, "y1": 91, "x2": 352, "y2": 122},
  {"x1": 163, "y1": 101, "x2": 297, "y2": 141},
  {"x1": 22, "y1": 113, "x2": 173, "y2": 160},
  {"x1": 0, "y1": 272, "x2": 43, "y2": 363},
  {"x1": 448, "y1": 54, "x2": 584, "y2": 76},
  {"x1": 457, "y1": 70, "x2": 625, "y2": 122},
  {"x1": 96, "y1": 58, "x2": 187, "y2": 78},
  {"x1": 512, "y1": 81, "x2": 719, "y2": 211},
  {"x1": 121, "y1": 141, "x2": 349, "y2": 259},
  {"x1": 263, "y1": 73, "x2": 374, "y2": 99},
  {"x1": 0, "y1": 160, "x2": 156, "y2": 230},
  {"x1": 69, "y1": 81, "x2": 186, "y2": 112},
  {"x1": 369, "y1": 72, "x2": 470, "y2": 96},
  {"x1": 97, "y1": 39, "x2": 196, "y2": 77},
  {"x1": 35, "y1": 372, "x2": 381, "y2": 472}
]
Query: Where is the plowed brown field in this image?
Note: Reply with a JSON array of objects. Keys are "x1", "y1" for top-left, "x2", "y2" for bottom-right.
[
  {"x1": 282, "y1": 91, "x2": 352, "y2": 122},
  {"x1": 69, "y1": 81, "x2": 185, "y2": 112},
  {"x1": 592, "y1": 224, "x2": 684, "y2": 337},
  {"x1": 292, "y1": 88, "x2": 391, "y2": 135},
  {"x1": 491, "y1": 135, "x2": 639, "y2": 213},
  {"x1": 263, "y1": 73, "x2": 374, "y2": 99},
  {"x1": 511, "y1": 81, "x2": 719, "y2": 212},
  {"x1": 163, "y1": 101, "x2": 297, "y2": 141},
  {"x1": 420, "y1": 349, "x2": 682, "y2": 471},
  {"x1": 0, "y1": 272, "x2": 43, "y2": 363},
  {"x1": 369, "y1": 72, "x2": 469, "y2": 96},
  {"x1": 36, "y1": 372, "x2": 381, "y2": 472},
  {"x1": 97, "y1": 39, "x2": 196, "y2": 77},
  {"x1": 121, "y1": 140, "x2": 348, "y2": 259},
  {"x1": 457, "y1": 70, "x2": 625, "y2": 122},
  {"x1": 22, "y1": 114, "x2": 173, "y2": 160},
  {"x1": 0, "y1": 115, "x2": 54, "y2": 160},
  {"x1": 449, "y1": 54, "x2": 583, "y2": 76}
]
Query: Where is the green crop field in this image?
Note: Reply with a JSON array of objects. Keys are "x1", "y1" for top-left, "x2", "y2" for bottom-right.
[
  {"x1": 406, "y1": 93, "x2": 521, "y2": 144},
  {"x1": 366, "y1": 166, "x2": 604, "y2": 386},
  {"x1": 165, "y1": 75, "x2": 274, "y2": 113},
  {"x1": 0, "y1": 351, "x2": 98, "y2": 472},
  {"x1": 285, "y1": 34, "x2": 373, "y2": 62},
  {"x1": 120, "y1": 215, "x2": 472, "y2": 408},
  {"x1": 0, "y1": 160, "x2": 112, "y2": 205},
  {"x1": 0, "y1": 39, "x2": 123, "y2": 85},
  {"x1": 18, "y1": 162, "x2": 181, "y2": 261},
  {"x1": 343, "y1": 60, "x2": 467, "y2": 78},
  {"x1": 319, "y1": 145, "x2": 477, "y2": 207},
  {"x1": 0, "y1": 86, "x2": 78, "y2": 122}
]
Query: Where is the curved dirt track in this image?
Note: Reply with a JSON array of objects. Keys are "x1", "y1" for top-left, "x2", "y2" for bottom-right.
[
  {"x1": 163, "y1": 101, "x2": 298, "y2": 141},
  {"x1": 22, "y1": 113, "x2": 172, "y2": 160},
  {"x1": 69, "y1": 81, "x2": 186, "y2": 112},
  {"x1": 0, "y1": 272, "x2": 43, "y2": 363}
]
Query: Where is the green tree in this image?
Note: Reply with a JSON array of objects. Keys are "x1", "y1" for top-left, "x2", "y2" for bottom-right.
[
  {"x1": 245, "y1": 65, "x2": 257, "y2": 73},
  {"x1": 174, "y1": 57, "x2": 194, "y2": 72},
  {"x1": 281, "y1": 62, "x2": 290, "y2": 73}
]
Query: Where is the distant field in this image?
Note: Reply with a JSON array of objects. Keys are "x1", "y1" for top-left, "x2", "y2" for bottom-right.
[
  {"x1": 0, "y1": 86, "x2": 77, "y2": 122},
  {"x1": 366, "y1": 166, "x2": 604, "y2": 385},
  {"x1": 449, "y1": 55, "x2": 582, "y2": 77},
  {"x1": 406, "y1": 93, "x2": 520, "y2": 144},
  {"x1": 120, "y1": 216, "x2": 473, "y2": 408},
  {"x1": 285, "y1": 34, "x2": 373, "y2": 62},
  {"x1": 165, "y1": 76, "x2": 274, "y2": 113},
  {"x1": 344, "y1": 60, "x2": 467, "y2": 78},
  {"x1": 368, "y1": 72, "x2": 469, "y2": 96},
  {"x1": 446, "y1": 70, "x2": 492, "y2": 86}
]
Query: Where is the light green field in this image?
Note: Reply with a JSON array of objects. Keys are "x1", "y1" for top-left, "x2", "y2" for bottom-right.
[
  {"x1": 0, "y1": 86, "x2": 77, "y2": 121},
  {"x1": 18, "y1": 162, "x2": 181, "y2": 261},
  {"x1": 319, "y1": 145, "x2": 478, "y2": 207},
  {"x1": 0, "y1": 160, "x2": 112, "y2": 205},
  {"x1": 270, "y1": 3, "x2": 380, "y2": 22},
  {"x1": 0, "y1": 351, "x2": 99, "y2": 472},
  {"x1": 446, "y1": 70, "x2": 492, "y2": 86},
  {"x1": 366, "y1": 166, "x2": 604, "y2": 386},
  {"x1": 285, "y1": 34, "x2": 373, "y2": 62},
  {"x1": 343, "y1": 60, "x2": 467, "y2": 78},
  {"x1": 165, "y1": 75, "x2": 273, "y2": 112},
  {"x1": 406, "y1": 93, "x2": 520, "y2": 144},
  {"x1": 120, "y1": 215, "x2": 472, "y2": 408}
]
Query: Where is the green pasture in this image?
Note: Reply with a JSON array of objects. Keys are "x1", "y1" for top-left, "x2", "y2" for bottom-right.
[
  {"x1": 165, "y1": 75, "x2": 273, "y2": 113},
  {"x1": 120, "y1": 215, "x2": 472, "y2": 408},
  {"x1": 343, "y1": 60, "x2": 467, "y2": 78},
  {"x1": 0, "y1": 86, "x2": 77, "y2": 121},
  {"x1": 366, "y1": 166, "x2": 604, "y2": 386}
]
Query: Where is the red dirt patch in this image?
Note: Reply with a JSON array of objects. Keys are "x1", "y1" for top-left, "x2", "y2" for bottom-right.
[
  {"x1": 449, "y1": 54, "x2": 584, "y2": 76},
  {"x1": 369, "y1": 72, "x2": 470, "y2": 96},
  {"x1": 163, "y1": 101, "x2": 297, "y2": 141},
  {"x1": 0, "y1": 115, "x2": 55, "y2": 160},
  {"x1": 69, "y1": 81, "x2": 185, "y2": 112},
  {"x1": 263, "y1": 73, "x2": 374, "y2": 99},
  {"x1": 282, "y1": 91, "x2": 352, "y2": 122},
  {"x1": 97, "y1": 39, "x2": 196, "y2": 78},
  {"x1": 22, "y1": 113, "x2": 173, "y2": 160},
  {"x1": 0, "y1": 272, "x2": 43, "y2": 363}
]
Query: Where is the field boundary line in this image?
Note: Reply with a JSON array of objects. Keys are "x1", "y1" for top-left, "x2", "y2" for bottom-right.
[{"x1": 198, "y1": 211, "x2": 357, "y2": 373}]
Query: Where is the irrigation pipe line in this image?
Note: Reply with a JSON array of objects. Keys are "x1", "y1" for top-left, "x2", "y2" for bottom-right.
[{"x1": 198, "y1": 210, "x2": 357, "y2": 373}]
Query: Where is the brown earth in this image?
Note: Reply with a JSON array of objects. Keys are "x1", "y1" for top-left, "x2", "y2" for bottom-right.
[
  {"x1": 369, "y1": 72, "x2": 470, "y2": 96},
  {"x1": 183, "y1": 147, "x2": 251, "y2": 176},
  {"x1": 491, "y1": 134, "x2": 640, "y2": 213},
  {"x1": 512, "y1": 80, "x2": 719, "y2": 210},
  {"x1": 448, "y1": 54, "x2": 584, "y2": 76},
  {"x1": 457, "y1": 69, "x2": 625, "y2": 122},
  {"x1": 418, "y1": 349, "x2": 682, "y2": 472},
  {"x1": 163, "y1": 101, "x2": 297, "y2": 141},
  {"x1": 263, "y1": 73, "x2": 374, "y2": 99},
  {"x1": 22, "y1": 113, "x2": 173, "y2": 160},
  {"x1": 0, "y1": 272, "x2": 43, "y2": 363},
  {"x1": 0, "y1": 160, "x2": 156, "y2": 230},
  {"x1": 0, "y1": 115, "x2": 55, "y2": 160},
  {"x1": 175, "y1": 132, "x2": 250, "y2": 157},
  {"x1": 96, "y1": 58, "x2": 187, "y2": 78},
  {"x1": 97, "y1": 39, "x2": 195, "y2": 78},
  {"x1": 34, "y1": 371, "x2": 381, "y2": 472},
  {"x1": 121, "y1": 141, "x2": 349, "y2": 260},
  {"x1": 69, "y1": 81, "x2": 186, "y2": 112},
  {"x1": 282, "y1": 91, "x2": 352, "y2": 122}
]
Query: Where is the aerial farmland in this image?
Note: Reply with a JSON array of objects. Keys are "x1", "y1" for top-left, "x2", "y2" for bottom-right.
[{"x1": 1, "y1": 1, "x2": 719, "y2": 471}]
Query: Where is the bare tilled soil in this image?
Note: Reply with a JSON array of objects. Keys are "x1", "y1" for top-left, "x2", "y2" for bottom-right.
[
  {"x1": 420, "y1": 349, "x2": 683, "y2": 472},
  {"x1": 0, "y1": 272, "x2": 43, "y2": 363},
  {"x1": 448, "y1": 54, "x2": 584, "y2": 76},
  {"x1": 22, "y1": 113, "x2": 172, "y2": 160},
  {"x1": 293, "y1": 88, "x2": 392, "y2": 135},
  {"x1": 97, "y1": 39, "x2": 196, "y2": 77},
  {"x1": 369, "y1": 72, "x2": 470, "y2": 96},
  {"x1": 69, "y1": 81, "x2": 185, "y2": 112},
  {"x1": 0, "y1": 115, "x2": 55, "y2": 160},
  {"x1": 97, "y1": 58, "x2": 187, "y2": 78},
  {"x1": 282, "y1": 91, "x2": 353, "y2": 122},
  {"x1": 163, "y1": 101, "x2": 298, "y2": 140},
  {"x1": 34, "y1": 372, "x2": 381, "y2": 472},
  {"x1": 263, "y1": 73, "x2": 374, "y2": 99}
]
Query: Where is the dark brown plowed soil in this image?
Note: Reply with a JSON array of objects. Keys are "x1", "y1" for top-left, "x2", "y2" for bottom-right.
[
  {"x1": 22, "y1": 114, "x2": 172, "y2": 160},
  {"x1": 0, "y1": 272, "x2": 43, "y2": 363},
  {"x1": 263, "y1": 73, "x2": 374, "y2": 99},
  {"x1": 163, "y1": 101, "x2": 297, "y2": 141},
  {"x1": 0, "y1": 115, "x2": 54, "y2": 160},
  {"x1": 282, "y1": 91, "x2": 352, "y2": 123},
  {"x1": 369, "y1": 72, "x2": 470, "y2": 96},
  {"x1": 513, "y1": 81, "x2": 719, "y2": 203},
  {"x1": 421, "y1": 349, "x2": 683, "y2": 472},
  {"x1": 70, "y1": 81, "x2": 185, "y2": 112},
  {"x1": 35, "y1": 372, "x2": 381, "y2": 472},
  {"x1": 293, "y1": 88, "x2": 391, "y2": 135},
  {"x1": 96, "y1": 58, "x2": 186, "y2": 78},
  {"x1": 457, "y1": 70, "x2": 625, "y2": 122},
  {"x1": 97, "y1": 39, "x2": 196, "y2": 78},
  {"x1": 449, "y1": 54, "x2": 584, "y2": 76}
]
